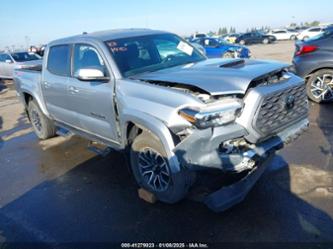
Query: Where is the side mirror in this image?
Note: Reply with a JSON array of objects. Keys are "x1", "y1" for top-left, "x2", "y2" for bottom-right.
[
  {"x1": 75, "y1": 68, "x2": 109, "y2": 82},
  {"x1": 5, "y1": 59, "x2": 13, "y2": 64}
]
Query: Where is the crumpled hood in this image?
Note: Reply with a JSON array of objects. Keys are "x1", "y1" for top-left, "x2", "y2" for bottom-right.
[{"x1": 132, "y1": 58, "x2": 289, "y2": 95}]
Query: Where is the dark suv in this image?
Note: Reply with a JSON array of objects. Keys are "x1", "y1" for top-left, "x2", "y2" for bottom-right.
[
  {"x1": 293, "y1": 27, "x2": 333, "y2": 103},
  {"x1": 235, "y1": 32, "x2": 276, "y2": 45}
]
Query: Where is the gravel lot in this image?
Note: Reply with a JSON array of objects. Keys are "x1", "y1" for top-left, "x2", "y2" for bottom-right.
[{"x1": 0, "y1": 40, "x2": 332, "y2": 247}]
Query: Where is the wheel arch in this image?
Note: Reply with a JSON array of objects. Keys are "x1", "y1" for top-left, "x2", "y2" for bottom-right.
[
  {"x1": 121, "y1": 112, "x2": 181, "y2": 173},
  {"x1": 305, "y1": 67, "x2": 333, "y2": 81}
]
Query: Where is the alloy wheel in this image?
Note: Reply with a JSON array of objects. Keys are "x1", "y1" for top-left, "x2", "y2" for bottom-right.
[
  {"x1": 310, "y1": 74, "x2": 333, "y2": 101},
  {"x1": 138, "y1": 147, "x2": 171, "y2": 192}
]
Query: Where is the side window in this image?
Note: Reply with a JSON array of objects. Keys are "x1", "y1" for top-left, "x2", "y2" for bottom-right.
[
  {"x1": 310, "y1": 28, "x2": 321, "y2": 32},
  {"x1": 47, "y1": 45, "x2": 71, "y2": 76},
  {"x1": 0, "y1": 54, "x2": 12, "y2": 62},
  {"x1": 73, "y1": 44, "x2": 107, "y2": 76}
]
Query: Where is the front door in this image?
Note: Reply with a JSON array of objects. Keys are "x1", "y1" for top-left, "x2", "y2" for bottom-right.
[{"x1": 66, "y1": 43, "x2": 119, "y2": 142}]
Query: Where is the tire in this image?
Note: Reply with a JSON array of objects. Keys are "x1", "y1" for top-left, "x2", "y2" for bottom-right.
[
  {"x1": 306, "y1": 69, "x2": 333, "y2": 103},
  {"x1": 239, "y1": 40, "x2": 246, "y2": 45},
  {"x1": 262, "y1": 38, "x2": 269, "y2": 44},
  {"x1": 130, "y1": 131, "x2": 194, "y2": 204},
  {"x1": 290, "y1": 35, "x2": 296, "y2": 40},
  {"x1": 27, "y1": 99, "x2": 56, "y2": 139},
  {"x1": 223, "y1": 51, "x2": 235, "y2": 58}
]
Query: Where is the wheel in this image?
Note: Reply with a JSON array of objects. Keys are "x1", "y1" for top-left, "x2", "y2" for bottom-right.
[
  {"x1": 223, "y1": 51, "x2": 235, "y2": 58},
  {"x1": 130, "y1": 131, "x2": 194, "y2": 204},
  {"x1": 306, "y1": 69, "x2": 333, "y2": 103},
  {"x1": 239, "y1": 40, "x2": 246, "y2": 45},
  {"x1": 262, "y1": 38, "x2": 269, "y2": 44},
  {"x1": 28, "y1": 99, "x2": 56, "y2": 139},
  {"x1": 290, "y1": 35, "x2": 297, "y2": 40}
]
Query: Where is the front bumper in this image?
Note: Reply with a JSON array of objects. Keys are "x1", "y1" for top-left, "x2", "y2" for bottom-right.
[
  {"x1": 174, "y1": 118, "x2": 308, "y2": 172},
  {"x1": 174, "y1": 118, "x2": 308, "y2": 212}
]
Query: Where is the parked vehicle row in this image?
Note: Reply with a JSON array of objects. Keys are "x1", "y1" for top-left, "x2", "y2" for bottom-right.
[{"x1": 13, "y1": 29, "x2": 308, "y2": 212}]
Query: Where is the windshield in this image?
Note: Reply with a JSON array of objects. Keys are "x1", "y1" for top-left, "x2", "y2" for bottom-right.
[
  {"x1": 105, "y1": 33, "x2": 205, "y2": 77},
  {"x1": 11, "y1": 52, "x2": 41, "y2": 62},
  {"x1": 307, "y1": 28, "x2": 333, "y2": 41}
]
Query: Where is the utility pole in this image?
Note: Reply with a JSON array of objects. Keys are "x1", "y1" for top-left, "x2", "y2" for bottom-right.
[{"x1": 25, "y1": 36, "x2": 30, "y2": 49}]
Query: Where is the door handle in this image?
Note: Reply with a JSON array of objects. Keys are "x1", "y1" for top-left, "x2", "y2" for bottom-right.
[
  {"x1": 43, "y1": 81, "x2": 51, "y2": 88},
  {"x1": 68, "y1": 86, "x2": 79, "y2": 94}
]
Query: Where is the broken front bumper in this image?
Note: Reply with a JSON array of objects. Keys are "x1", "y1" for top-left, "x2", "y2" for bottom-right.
[
  {"x1": 174, "y1": 118, "x2": 308, "y2": 212},
  {"x1": 174, "y1": 118, "x2": 308, "y2": 172}
]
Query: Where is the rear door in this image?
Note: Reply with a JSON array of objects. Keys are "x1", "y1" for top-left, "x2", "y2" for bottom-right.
[
  {"x1": 42, "y1": 44, "x2": 78, "y2": 125},
  {"x1": 66, "y1": 43, "x2": 119, "y2": 142}
]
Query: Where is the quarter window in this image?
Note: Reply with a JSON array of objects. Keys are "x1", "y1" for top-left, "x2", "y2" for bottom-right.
[{"x1": 47, "y1": 45, "x2": 71, "y2": 76}]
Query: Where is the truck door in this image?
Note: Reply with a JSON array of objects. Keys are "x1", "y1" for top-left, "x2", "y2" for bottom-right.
[
  {"x1": 66, "y1": 43, "x2": 118, "y2": 142},
  {"x1": 42, "y1": 44, "x2": 79, "y2": 125}
]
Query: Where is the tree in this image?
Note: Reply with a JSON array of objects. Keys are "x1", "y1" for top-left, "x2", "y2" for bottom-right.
[
  {"x1": 207, "y1": 30, "x2": 215, "y2": 37},
  {"x1": 310, "y1": 20, "x2": 320, "y2": 26}
]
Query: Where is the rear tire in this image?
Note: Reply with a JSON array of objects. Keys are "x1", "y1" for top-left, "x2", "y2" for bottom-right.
[
  {"x1": 239, "y1": 40, "x2": 246, "y2": 45},
  {"x1": 28, "y1": 99, "x2": 56, "y2": 139},
  {"x1": 290, "y1": 35, "x2": 296, "y2": 40},
  {"x1": 306, "y1": 69, "x2": 333, "y2": 103},
  {"x1": 130, "y1": 131, "x2": 194, "y2": 204}
]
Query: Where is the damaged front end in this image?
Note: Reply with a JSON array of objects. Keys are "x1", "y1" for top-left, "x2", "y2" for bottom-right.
[{"x1": 171, "y1": 71, "x2": 309, "y2": 211}]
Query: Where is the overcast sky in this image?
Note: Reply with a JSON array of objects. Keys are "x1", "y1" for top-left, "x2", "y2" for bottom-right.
[{"x1": 1, "y1": 0, "x2": 332, "y2": 49}]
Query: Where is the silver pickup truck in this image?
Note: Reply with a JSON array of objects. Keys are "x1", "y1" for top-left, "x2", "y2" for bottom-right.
[{"x1": 14, "y1": 29, "x2": 309, "y2": 211}]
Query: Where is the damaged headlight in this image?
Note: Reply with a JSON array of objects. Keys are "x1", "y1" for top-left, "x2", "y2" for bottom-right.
[{"x1": 179, "y1": 100, "x2": 242, "y2": 129}]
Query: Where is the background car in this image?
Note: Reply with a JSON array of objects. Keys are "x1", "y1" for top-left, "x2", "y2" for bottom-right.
[
  {"x1": 267, "y1": 28, "x2": 299, "y2": 40},
  {"x1": 235, "y1": 32, "x2": 276, "y2": 45},
  {"x1": 0, "y1": 51, "x2": 41, "y2": 79},
  {"x1": 293, "y1": 27, "x2": 333, "y2": 103},
  {"x1": 192, "y1": 37, "x2": 251, "y2": 58},
  {"x1": 296, "y1": 26, "x2": 324, "y2": 40},
  {"x1": 223, "y1": 33, "x2": 240, "y2": 43}
]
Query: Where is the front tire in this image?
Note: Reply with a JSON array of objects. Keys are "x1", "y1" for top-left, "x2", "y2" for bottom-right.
[
  {"x1": 306, "y1": 69, "x2": 333, "y2": 103},
  {"x1": 239, "y1": 40, "x2": 246, "y2": 45},
  {"x1": 28, "y1": 99, "x2": 56, "y2": 139},
  {"x1": 130, "y1": 131, "x2": 194, "y2": 204},
  {"x1": 290, "y1": 35, "x2": 297, "y2": 40},
  {"x1": 262, "y1": 38, "x2": 269, "y2": 44},
  {"x1": 223, "y1": 51, "x2": 235, "y2": 58}
]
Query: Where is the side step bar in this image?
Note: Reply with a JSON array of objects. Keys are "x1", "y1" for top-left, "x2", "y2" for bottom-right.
[
  {"x1": 56, "y1": 127, "x2": 73, "y2": 137},
  {"x1": 55, "y1": 126, "x2": 113, "y2": 157}
]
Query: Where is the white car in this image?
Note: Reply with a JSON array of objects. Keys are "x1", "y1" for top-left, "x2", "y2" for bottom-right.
[
  {"x1": 267, "y1": 29, "x2": 298, "y2": 40},
  {"x1": 297, "y1": 27, "x2": 324, "y2": 40}
]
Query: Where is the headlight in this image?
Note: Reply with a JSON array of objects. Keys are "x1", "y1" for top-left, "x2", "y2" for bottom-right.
[{"x1": 179, "y1": 100, "x2": 242, "y2": 129}]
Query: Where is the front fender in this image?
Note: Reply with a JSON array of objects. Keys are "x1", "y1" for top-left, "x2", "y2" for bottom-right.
[{"x1": 120, "y1": 110, "x2": 181, "y2": 173}]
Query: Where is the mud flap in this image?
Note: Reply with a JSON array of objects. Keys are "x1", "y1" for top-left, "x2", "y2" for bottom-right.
[{"x1": 204, "y1": 155, "x2": 273, "y2": 212}]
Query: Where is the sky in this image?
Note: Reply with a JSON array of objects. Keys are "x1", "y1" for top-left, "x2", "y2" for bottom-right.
[{"x1": 1, "y1": 0, "x2": 332, "y2": 49}]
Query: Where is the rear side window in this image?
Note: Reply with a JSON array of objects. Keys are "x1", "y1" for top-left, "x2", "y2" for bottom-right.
[{"x1": 47, "y1": 45, "x2": 71, "y2": 76}]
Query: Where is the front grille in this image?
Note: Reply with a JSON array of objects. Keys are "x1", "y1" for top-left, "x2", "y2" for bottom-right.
[{"x1": 253, "y1": 84, "x2": 308, "y2": 136}]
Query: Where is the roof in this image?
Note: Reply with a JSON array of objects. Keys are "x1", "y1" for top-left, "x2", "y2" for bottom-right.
[{"x1": 49, "y1": 28, "x2": 170, "y2": 45}]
